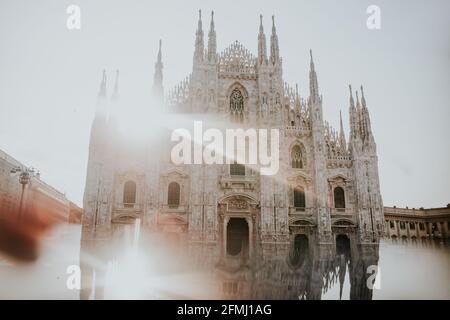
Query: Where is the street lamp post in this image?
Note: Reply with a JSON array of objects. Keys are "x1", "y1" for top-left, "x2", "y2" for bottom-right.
[{"x1": 10, "y1": 166, "x2": 39, "y2": 220}]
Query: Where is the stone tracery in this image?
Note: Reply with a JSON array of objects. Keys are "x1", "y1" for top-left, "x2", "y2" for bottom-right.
[{"x1": 230, "y1": 88, "x2": 244, "y2": 122}]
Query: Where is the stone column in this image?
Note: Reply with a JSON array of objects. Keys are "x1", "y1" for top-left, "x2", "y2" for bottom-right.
[
  {"x1": 396, "y1": 220, "x2": 400, "y2": 238},
  {"x1": 406, "y1": 222, "x2": 410, "y2": 239},
  {"x1": 443, "y1": 222, "x2": 449, "y2": 239},
  {"x1": 426, "y1": 222, "x2": 432, "y2": 238},
  {"x1": 436, "y1": 222, "x2": 443, "y2": 238},
  {"x1": 386, "y1": 220, "x2": 391, "y2": 237},
  {"x1": 246, "y1": 216, "x2": 253, "y2": 259},
  {"x1": 223, "y1": 216, "x2": 229, "y2": 257}
]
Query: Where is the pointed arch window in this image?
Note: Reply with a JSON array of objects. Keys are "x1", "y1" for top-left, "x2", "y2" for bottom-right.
[
  {"x1": 123, "y1": 180, "x2": 136, "y2": 208},
  {"x1": 230, "y1": 88, "x2": 244, "y2": 122},
  {"x1": 334, "y1": 186, "x2": 345, "y2": 209},
  {"x1": 291, "y1": 145, "x2": 304, "y2": 169},
  {"x1": 294, "y1": 187, "x2": 306, "y2": 209},
  {"x1": 168, "y1": 182, "x2": 181, "y2": 207},
  {"x1": 226, "y1": 218, "x2": 249, "y2": 256}
]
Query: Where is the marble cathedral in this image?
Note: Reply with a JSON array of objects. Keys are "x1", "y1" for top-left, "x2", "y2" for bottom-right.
[{"x1": 80, "y1": 11, "x2": 384, "y2": 299}]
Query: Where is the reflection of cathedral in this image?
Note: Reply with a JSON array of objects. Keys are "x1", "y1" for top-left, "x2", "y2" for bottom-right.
[{"x1": 80, "y1": 11, "x2": 384, "y2": 299}]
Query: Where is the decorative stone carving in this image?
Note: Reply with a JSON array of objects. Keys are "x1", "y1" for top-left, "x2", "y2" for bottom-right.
[{"x1": 228, "y1": 198, "x2": 248, "y2": 210}]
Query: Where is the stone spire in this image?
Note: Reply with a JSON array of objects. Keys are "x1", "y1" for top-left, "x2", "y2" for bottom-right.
[
  {"x1": 349, "y1": 85, "x2": 358, "y2": 140},
  {"x1": 98, "y1": 69, "x2": 107, "y2": 99},
  {"x1": 307, "y1": 48, "x2": 327, "y2": 242},
  {"x1": 96, "y1": 69, "x2": 108, "y2": 117},
  {"x1": 207, "y1": 11, "x2": 217, "y2": 63},
  {"x1": 108, "y1": 69, "x2": 120, "y2": 128},
  {"x1": 295, "y1": 83, "x2": 301, "y2": 110},
  {"x1": 339, "y1": 110, "x2": 347, "y2": 149},
  {"x1": 152, "y1": 39, "x2": 164, "y2": 100},
  {"x1": 111, "y1": 69, "x2": 119, "y2": 101},
  {"x1": 360, "y1": 85, "x2": 367, "y2": 108},
  {"x1": 309, "y1": 50, "x2": 319, "y2": 102},
  {"x1": 269, "y1": 15, "x2": 279, "y2": 64},
  {"x1": 349, "y1": 85, "x2": 355, "y2": 109},
  {"x1": 258, "y1": 14, "x2": 267, "y2": 65},
  {"x1": 360, "y1": 85, "x2": 372, "y2": 138},
  {"x1": 355, "y1": 88, "x2": 361, "y2": 110},
  {"x1": 91, "y1": 70, "x2": 108, "y2": 139},
  {"x1": 194, "y1": 9, "x2": 204, "y2": 64},
  {"x1": 355, "y1": 89, "x2": 365, "y2": 139}
]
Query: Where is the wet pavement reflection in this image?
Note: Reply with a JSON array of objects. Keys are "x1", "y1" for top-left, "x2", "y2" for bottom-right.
[{"x1": 0, "y1": 224, "x2": 448, "y2": 299}]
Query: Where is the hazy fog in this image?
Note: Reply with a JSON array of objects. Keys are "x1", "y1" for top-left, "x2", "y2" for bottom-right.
[{"x1": 0, "y1": 0, "x2": 449, "y2": 208}]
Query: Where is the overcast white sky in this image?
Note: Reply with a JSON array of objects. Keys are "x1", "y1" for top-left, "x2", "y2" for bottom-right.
[{"x1": 0, "y1": 0, "x2": 449, "y2": 208}]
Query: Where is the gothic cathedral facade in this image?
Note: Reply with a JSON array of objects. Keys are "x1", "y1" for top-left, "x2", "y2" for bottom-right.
[{"x1": 82, "y1": 11, "x2": 384, "y2": 265}]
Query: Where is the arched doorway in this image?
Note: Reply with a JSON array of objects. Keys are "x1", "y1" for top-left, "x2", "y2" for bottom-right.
[
  {"x1": 336, "y1": 234, "x2": 351, "y2": 257},
  {"x1": 226, "y1": 218, "x2": 249, "y2": 257},
  {"x1": 218, "y1": 194, "x2": 259, "y2": 261},
  {"x1": 289, "y1": 234, "x2": 309, "y2": 267}
]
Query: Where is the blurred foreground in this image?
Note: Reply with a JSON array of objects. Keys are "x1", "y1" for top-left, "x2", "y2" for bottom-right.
[{"x1": 0, "y1": 224, "x2": 448, "y2": 299}]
